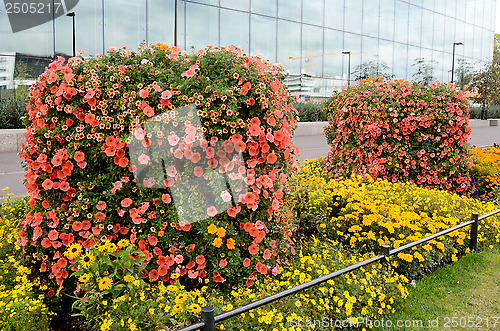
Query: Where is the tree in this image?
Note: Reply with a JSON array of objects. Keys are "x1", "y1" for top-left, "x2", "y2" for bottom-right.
[
  {"x1": 411, "y1": 57, "x2": 437, "y2": 84},
  {"x1": 352, "y1": 57, "x2": 393, "y2": 81},
  {"x1": 470, "y1": 58, "x2": 500, "y2": 120},
  {"x1": 454, "y1": 58, "x2": 472, "y2": 91}
]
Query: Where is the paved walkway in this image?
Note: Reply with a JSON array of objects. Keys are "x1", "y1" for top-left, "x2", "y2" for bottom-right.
[{"x1": 1, "y1": 125, "x2": 500, "y2": 201}]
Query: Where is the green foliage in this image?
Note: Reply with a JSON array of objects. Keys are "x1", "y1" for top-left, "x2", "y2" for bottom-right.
[
  {"x1": 294, "y1": 100, "x2": 327, "y2": 122},
  {"x1": 0, "y1": 97, "x2": 27, "y2": 129}
]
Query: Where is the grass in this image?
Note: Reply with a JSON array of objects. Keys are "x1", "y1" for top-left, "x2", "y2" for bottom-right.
[{"x1": 376, "y1": 247, "x2": 500, "y2": 331}]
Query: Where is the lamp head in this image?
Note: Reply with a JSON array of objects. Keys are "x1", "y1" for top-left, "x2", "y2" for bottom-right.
[
  {"x1": 342, "y1": 51, "x2": 350, "y2": 55},
  {"x1": 454, "y1": 42, "x2": 463, "y2": 46},
  {"x1": 66, "y1": 12, "x2": 75, "y2": 17}
]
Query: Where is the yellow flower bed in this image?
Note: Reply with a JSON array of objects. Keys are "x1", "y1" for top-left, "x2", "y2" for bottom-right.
[
  {"x1": 470, "y1": 145, "x2": 500, "y2": 199},
  {"x1": 0, "y1": 194, "x2": 52, "y2": 330},
  {"x1": 208, "y1": 237, "x2": 408, "y2": 330},
  {"x1": 294, "y1": 159, "x2": 500, "y2": 279}
]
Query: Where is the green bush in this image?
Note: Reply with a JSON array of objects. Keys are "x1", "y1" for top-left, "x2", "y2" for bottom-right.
[
  {"x1": 469, "y1": 104, "x2": 500, "y2": 119},
  {"x1": 294, "y1": 101, "x2": 327, "y2": 122},
  {"x1": 0, "y1": 97, "x2": 27, "y2": 129}
]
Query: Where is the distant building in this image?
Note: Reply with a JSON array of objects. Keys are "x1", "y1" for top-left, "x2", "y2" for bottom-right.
[{"x1": 0, "y1": 0, "x2": 496, "y2": 99}]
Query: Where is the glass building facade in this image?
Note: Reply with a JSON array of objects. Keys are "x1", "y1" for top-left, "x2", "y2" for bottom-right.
[{"x1": 0, "y1": 0, "x2": 496, "y2": 99}]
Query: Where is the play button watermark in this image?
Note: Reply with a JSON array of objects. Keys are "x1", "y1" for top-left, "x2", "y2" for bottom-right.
[
  {"x1": 3, "y1": 0, "x2": 79, "y2": 33},
  {"x1": 128, "y1": 104, "x2": 248, "y2": 225}
]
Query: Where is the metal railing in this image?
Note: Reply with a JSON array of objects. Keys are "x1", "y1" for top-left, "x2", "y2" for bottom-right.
[{"x1": 176, "y1": 209, "x2": 500, "y2": 331}]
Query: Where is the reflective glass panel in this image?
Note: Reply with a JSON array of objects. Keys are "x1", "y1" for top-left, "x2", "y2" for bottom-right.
[
  {"x1": 474, "y1": 0, "x2": 484, "y2": 26},
  {"x1": 482, "y1": 29, "x2": 493, "y2": 61},
  {"x1": 302, "y1": 24, "x2": 323, "y2": 76},
  {"x1": 250, "y1": 15, "x2": 277, "y2": 62},
  {"x1": 393, "y1": 42, "x2": 408, "y2": 79},
  {"x1": 148, "y1": 0, "x2": 175, "y2": 46},
  {"x1": 421, "y1": 0, "x2": 434, "y2": 11},
  {"x1": 463, "y1": 23, "x2": 475, "y2": 59},
  {"x1": 104, "y1": 0, "x2": 146, "y2": 51},
  {"x1": 432, "y1": 50, "x2": 445, "y2": 82},
  {"x1": 434, "y1": 0, "x2": 446, "y2": 13},
  {"x1": 220, "y1": 0, "x2": 249, "y2": 11},
  {"x1": 324, "y1": 0, "x2": 344, "y2": 30},
  {"x1": 465, "y1": 0, "x2": 476, "y2": 24},
  {"x1": 407, "y1": 45, "x2": 421, "y2": 79},
  {"x1": 473, "y1": 26, "x2": 482, "y2": 59},
  {"x1": 433, "y1": 13, "x2": 445, "y2": 51},
  {"x1": 323, "y1": 28, "x2": 343, "y2": 77},
  {"x1": 186, "y1": 3, "x2": 219, "y2": 50},
  {"x1": 344, "y1": 0, "x2": 362, "y2": 34},
  {"x1": 421, "y1": 9, "x2": 434, "y2": 49},
  {"x1": 446, "y1": 0, "x2": 457, "y2": 17},
  {"x1": 379, "y1": 0, "x2": 394, "y2": 41},
  {"x1": 220, "y1": 9, "x2": 249, "y2": 50},
  {"x1": 455, "y1": 0, "x2": 466, "y2": 21},
  {"x1": 278, "y1": 0, "x2": 301, "y2": 21},
  {"x1": 408, "y1": 4, "x2": 422, "y2": 46},
  {"x1": 444, "y1": 16, "x2": 456, "y2": 52},
  {"x1": 394, "y1": 1, "x2": 408, "y2": 43},
  {"x1": 303, "y1": 0, "x2": 324, "y2": 25},
  {"x1": 378, "y1": 39, "x2": 394, "y2": 77},
  {"x1": 251, "y1": 0, "x2": 277, "y2": 16},
  {"x1": 363, "y1": 0, "x2": 379, "y2": 37},
  {"x1": 343, "y1": 32, "x2": 361, "y2": 81},
  {"x1": 277, "y1": 20, "x2": 301, "y2": 74}
]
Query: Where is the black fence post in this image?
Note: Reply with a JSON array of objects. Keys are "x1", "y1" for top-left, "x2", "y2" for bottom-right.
[
  {"x1": 201, "y1": 306, "x2": 215, "y2": 331},
  {"x1": 380, "y1": 244, "x2": 391, "y2": 257},
  {"x1": 469, "y1": 213, "x2": 479, "y2": 252}
]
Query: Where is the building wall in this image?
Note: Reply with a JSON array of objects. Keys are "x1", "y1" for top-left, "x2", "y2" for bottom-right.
[{"x1": 0, "y1": 0, "x2": 496, "y2": 98}]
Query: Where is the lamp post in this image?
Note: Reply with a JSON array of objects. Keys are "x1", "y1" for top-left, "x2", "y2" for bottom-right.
[
  {"x1": 451, "y1": 42, "x2": 463, "y2": 84},
  {"x1": 174, "y1": 0, "x2": 178, "y2": 46},
  {"x1": 66, "y1": 12, "x2": 75, "y2": 57},
  {"x1": 342, "y1": 51, "x2": 351, "y2": 87}
]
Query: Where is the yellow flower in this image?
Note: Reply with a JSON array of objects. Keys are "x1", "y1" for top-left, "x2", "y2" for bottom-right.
[
  {"x1": 207, "y1": 224, "x2": 217, "y2": 234},
  {"x1": 97, "y1": 277, "x2": 113, "y2": 291},
  {"x1": 189, "y1": 303, "x2": 201, "y2": 313},
  {"x1": 117, "y1": 239, "x2": 130, "y2": 248},
  {"x1": 124, "y1": 275, "x2": 135, "y2": 283},
  {"x1": 295, "y1": 300, "x2": 301, "y2": 307},
  {"x1": 171, "y1": 273, "x2": 180, "y2": 279},
  {"x1": 175, "y1": 293, "x2": 187, "y2": 304},
  {"x1": 173, "y1": 303, "x2": 183, "y2": 312},
  {"x1": 226, "y1": 238, "x2": 236, "y2": 250},
  {"x1": 78, "y1": 273, "x2": 92, "y2": 283},
  {"x1": 100, "y1": 318, "x2": 113, "y2": 331},
  {"x1": 64, "y1": 243, "x2": 83, "y2": 259},
  {"x1": 79, "y1": 252, "x2": 96, "y2": 268},
  {"x1": 216, "y1": 227, "x2": 226, "y2": 238},
  {"x1": 212, "y1": 237, "x2": 223, "y2": 248}
]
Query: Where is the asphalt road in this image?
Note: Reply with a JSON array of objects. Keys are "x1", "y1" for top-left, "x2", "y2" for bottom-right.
[{"x1": 1, "y1": 125, "x2": 500, "y2": 201}]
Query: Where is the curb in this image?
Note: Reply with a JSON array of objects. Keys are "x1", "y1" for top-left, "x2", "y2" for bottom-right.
[{"x1": 0, "y1": 119, "x2": 498, "y2": 153}]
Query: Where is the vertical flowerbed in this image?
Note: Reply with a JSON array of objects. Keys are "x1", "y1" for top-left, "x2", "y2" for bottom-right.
[
  {"x1": 18, "y1": 44, "x2": 299, "y2": 294},
  {"x1": 323, "y1": 79, "x2": 473, "y2": 195}
]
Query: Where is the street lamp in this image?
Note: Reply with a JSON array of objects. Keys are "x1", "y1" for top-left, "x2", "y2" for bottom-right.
[
  {"x1": 342, "y1": 51, "x2": 351, "y2": 87},
  {"x1": 451, "y1": 42, "x2": 463, "y2": 85},
  {"x1": 174, "y1": 0, "x2": 178, "y2": 46},
  {"x1": 66, "y1": 12, "x2": 75, "y2": 57}
]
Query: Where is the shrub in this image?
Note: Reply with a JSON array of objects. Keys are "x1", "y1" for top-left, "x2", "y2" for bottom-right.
[
  {"x1": 0, "y1": 97, "x2": 28, "y2": 129},
  {"x1": 18, "y1": 44, "x2": 299, "y2": 294},
  {"x1": 293, "y1": 100, "x2": 327, "y2": 122},
  {"x1": 323, "y1": 79, "x2": 473, "y2": 195}
]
